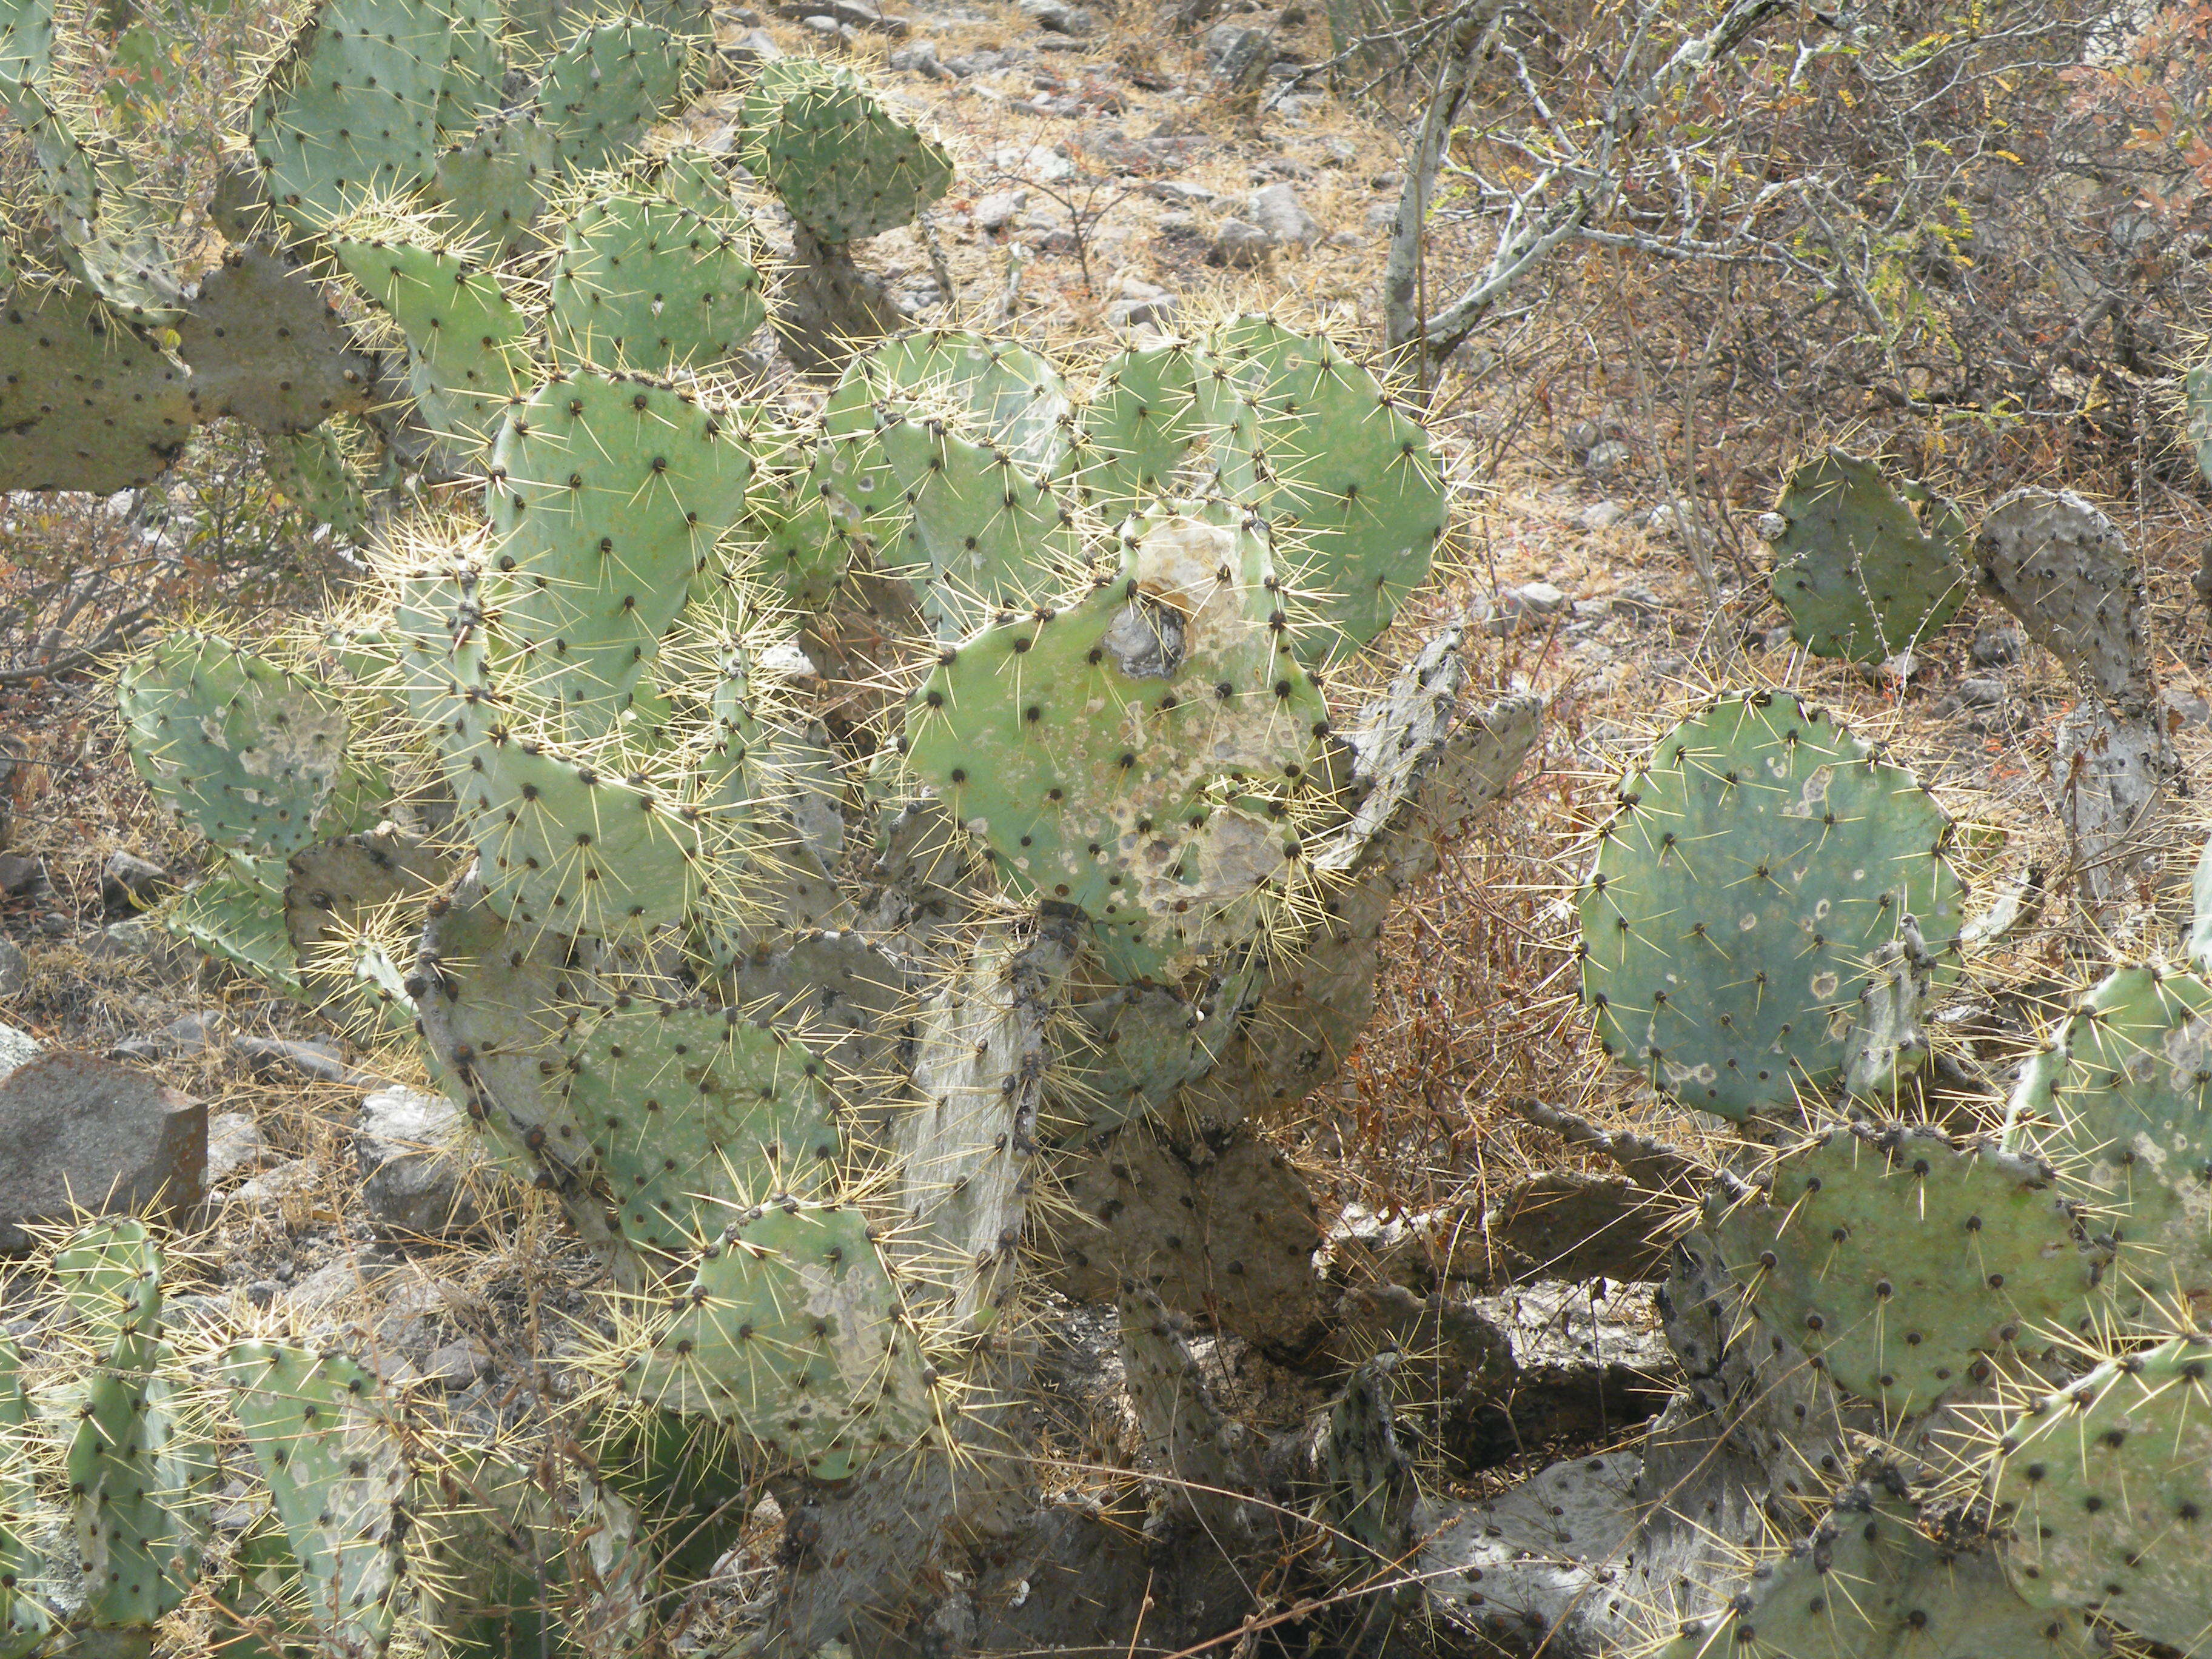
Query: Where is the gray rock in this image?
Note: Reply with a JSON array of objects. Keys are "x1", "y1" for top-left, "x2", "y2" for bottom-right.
[
  {"x1": 1105, "y1": 278, "x2": 1177, "y2": 330},
  {"x1": 233, "y1": 1034, "x2": 374, "y2": 1087},
  {"x1": 973, "y1": 189, "x2": 1027, "y2": 231},
  {"x1": 1583, "y1": 438, "x2": 1632, "y2": 480},
  {"x1": 0, "y1": 1022, "x2": 39, "y2": 1084},
  {"x1": 1578, "y1": 500, "x2": 1627, "y2": 532},
  {"x1": 1512, "y1": 580, "x2": 1570, "y2": 615},
  {"x1": 1362, "y1": 200, "x2": 1397, "y2": 233},
  {"x1": 100, "y1": 852, "x2": 171, "y2": 914},
  {"x1": 1019, "y1": 0, "x2": 1084, "y2": 30},
  {"x1": 1480, "y1": 582, "x2": 1572, "y2": 635},
  {"x1": 1154, "y1": 210, "x2": 1198, "y2": 236},
  {"x1": 1204, "y1": 22, "x2": 1271, "y2": 79},
  {"x1": 888, "y1": 39, "x2": 953, "y2": 77},
  {"x1": 1144, "y1": 180, "x2": 1217, "y2": 206},
  {"x1": 1207, "y1": 218, "x2": 1273, "y2": 267},
  {"x1": 1245, "y1": 181, "x2": 1319, "y2": 248},
  {"x1": 229, "y1": 1157, "x2": 321, "y2": 1215},
  {"x1": 160, "y1": 1009, "x2": 224, "y2": 1053},
  {"x1": 357, "y1": 1087, "x2": 481, "y2": 1236},
  {"x1": 0, "y1": 937, "x2": 24, "y2": 1000},
  {"x1": 721, "y1": 25, "x2": 783, "y2": 66},
  {"x1": 206, "y1": 1111, "x2": 269, "y2": 1185},
  {"x1": 420, "y1": 1338, "x2": 492, "y2": 1389},
  {"x1": 1970, "y1": 620, "x2": 2022, "y2": 666},
  {"x1": 2163, "y1": 686, "x2": 2212, "y2": 726},
  {"x1": 0, "y1": 1051, "x2": 206, "y2": 1252},
  {"x1": 1957, "y1": 677, "x2": 2006, "y2": 708},
  {"x1": 0, "y1": 854, "x2": 46, "y2": 896},
  {"x1": 83, "y1": 920, "x2": 161, "y2": 961}
]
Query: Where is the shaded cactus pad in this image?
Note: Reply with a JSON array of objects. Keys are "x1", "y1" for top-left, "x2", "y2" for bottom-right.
[{"x1": 1769, "y1": 449, "x2": 1969, "y2": 663}]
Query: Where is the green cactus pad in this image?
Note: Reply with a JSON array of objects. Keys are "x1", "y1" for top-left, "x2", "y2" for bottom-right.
[
  {"x1": 1578, "y1": 690, "x2": 1965, "y2": 1119},
  {"x1": 207, "y1": 1510, "x2": 313, "y2": 1659},
  {"x1": 119, "y1": 632, "x2": 350, "y2": 859},
  {"x1": 247, "y1": 0, "x2": 448, "y2": 236},
  {"x1": 264, "y1": 423, "x2": 372, "y2": 540},
  {"x1": 0, "y1": 0, "x2": 52, "y2": 104},
  {"x1": 874, "y1": 412, "x2": 1080, "y2": 638},
  {"x1": 1075, "y1": 340, "x2": 1255, "y2": 524},
  {"x1": 455, "y1": 732, "x2": 702, "y2": 934},
  {"x1": 386, "y1": 549, "x2": 492, "y2": 753},
  {"x1": 166, "y1": 873, "x2": 304, "y2": 996},
  {"x1": 1769, "y1": 450, "x2": 1971, "y2": 663},
  {"x1": 538, "y1": 19, "x2": 686, "y2": 173},
  {"x1": 0, "y1": 279, "x2": 193, "y2": 492},
  {"x1": 624, "y1": 1201, "x2": 933, "y2": 1479},
  {"x1": 1050, "y1": 979, "x2": 1238, "y2": 1133},
  {"x1": 482, "y1": 372, "x2": 755, "y2": 739},
  {"x1": 332, "y1": 240, "x2": 531, "y2": 457},
  {"x1": 739, "y1": 58, "x2": 952, "y2": 245},
  {"x1": 1989, "y1": 1333, "x2": 2212, "y2": 1649},
  {"x1": 53, "y1": 1217, "x2": 164, "y2": 1350},
  {"x1": 0, "y1": 1338, "x2": 51, "y2": 1657},
  {"x1": 903, "y1": 500, "x2": 1327, "y2": 983},
  {"x1": 561, "y1": 1003, "x2": 841, "y2": 1256},
  {"x1": 741, "y1": 429, "x2": 857, "y2": 612},
  {"x1": 218, "y1": 1342, "x2": 409, "y2": 1659},
  {"x1": 1663, "y1": 1476, "x2": 2093, "y2": 1659},
  {"x1": 1207, "y1": 317, "x2": 1446, "y2": 659},
  {"x1": 826, "y1": 328, "x2": 1071, "y2": 472},
  {"x1": 546, "y1": 187, "x2": 768, "y2": 377},
  {"x1": 2004, "y1": 963, "x2": 2212, "y2": 1309},
  {"x1": 1709, "y1": 1124, "x2": 2096, "y2": 1420},
  {"x1": 69, "y1": 1364, "x2": 203, "y2": 1630},
  {"x1": 431, "y1": 115, "x2": 557, "y2": 257}
]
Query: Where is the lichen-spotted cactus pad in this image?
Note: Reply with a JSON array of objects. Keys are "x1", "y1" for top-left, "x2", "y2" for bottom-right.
[
  {"x1": 902, "y1": 498, "x2": 1327, "y2": 984},
  {"x1": 1769, "y1": 449, "x2": 1970, "y2": 663},
  {"x1": 1709, "y1": 1124, "x2": 2096, "y2": 1420},
  {"x1": 1988, "y1": 1333, "x2": 2212, "y2": 1651},
  {"x1": 2005, "y1": 962, "x2": 2212, "y2": 1309},
  {"x1": 1578, "y1": 690, "x2": 1963, "y2": 1119}
]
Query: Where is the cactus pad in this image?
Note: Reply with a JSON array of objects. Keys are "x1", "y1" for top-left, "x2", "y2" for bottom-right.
[
  {"x1": 431, "y1": 115, "x2": 557, "y2": 257},
  {"x1": 119, "y1": 632, "x2": 350, "y2": 859},
  {"x1": 623, "y1": 1201, "x2": 933, "y2": 1480},
  {"x1": 1988, "y1": 1333, "x2": 2212, "y2": 1651},
  {"x1": 166, "y1": 873, "x2": 304, "y2": 996},
  {"x1": 1578, "y1": 690, "x2": 1964, "y2": 1119},
  {"x1": 0, "y1": 280, "x2": 193, "y2": 492},
  {"x1": 561, "y1": 1003, "x2": 841, "y2": 1256},
  {"x1": 1663, "y1": 1476, "x2": 2093, "y2": 1659},
  {"x1": 1769, "y1": 449, "x2": 1970, "y2": 663},
  {"x1": 902, "y1": 500, "x2": 1327, "y2": 984},
  {"x1": 1709, "y1": 1124, "x2": 2095, "y2": 1420},
  {"x1": 1076, "y1": 340, "x2": 1251, "y2": 524},
  {"x1": 545, "y1": 188, "x2": 768, "y2": 377},
  {"x1": 264, "y1": 423, "x2": 372, "y2": 541},
  {"x1": 739, "y1": 59, "x2": 952, "y2": 245},
  {"x1": 1974, "y1": 489, "x2": 2148, "y2": 708},
  {"x1": 219, "y1": 1342, "x2": 409, "y2": 1659},
  {"x1": 2005, "y1": 962, "x2": 2212, "y2": 1308},
  {"x1": 538, "y1": 19, "x2": 685, "y2": 173},
  {"x1": 1208, "y1": 317, "x2": 1446, "y2": 660},
  {"x1": 828, "y1": 328, "x2": 1070, "y2": 472},
  {"x1": 0, "y1": 1338, "x2": 50, "y2": 1657},
  {"x1": 332, "y1": 240, "x2": 529, "y2": 456}
]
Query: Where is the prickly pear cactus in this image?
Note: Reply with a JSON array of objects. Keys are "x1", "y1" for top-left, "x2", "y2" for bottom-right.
[
  {"x1": 1974, "y1": 489, "x2": 2149, "y2": 709},
  {"x1": 1768, "y1": 449, "x2": 1969, "y2": 663},
  {"x1": 2004, "y1": 962, "x2": 2212, "y2": 1309},
  {"x1": 0, "y1": 280, "x2": 193, "y2": 492},
  {"x1": 545, "y1": 186, "x2": 767, "y2": 376},
  {"x1": 620, "y1": 1200, "x2": 936, "y2": 1480},
  {"x1": 739, "y1": 58, "x2": 953, "y2": 245},
  {"x1": 1708, "y1": 1124, "x2": 2095, "y2": 1421},
  {"x1": 537, "y1": 18, "x2": 686, "y2": 172},
  {"x1": 0, "y1": 1339, "x2": 49, "y2": 1658},
  {"x1": 218, "y1": 1342, "x2": 411, "y2": 1659},
  {"x1": 1987, "y1": 1333, "x2": 2212, "y2": 1650},
  {"x1": 1578, "y1": 690, "x2": 1965, "y2": 1120},
  {"x1": 332, "y1": 239, "x2": 531, "y2": 458}
]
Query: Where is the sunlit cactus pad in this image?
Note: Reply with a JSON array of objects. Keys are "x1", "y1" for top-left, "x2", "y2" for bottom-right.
[
  {"x1": 1989, "y1": 1333, "x2": 2212, "y2": 1650},
  {"x1": 1769, "y1": 449, "x2": 1969, "y2": 663},
  {"x1": 1661, "y1": 1475, "x2": 2093, "y2": 1659},
  {"x1": 538, "y1": 18, "x2": 685, "y2": 172},
  {"x1": 2005, "y1": 962, "x2": 2212, "y2": 1308},
  {"x1": 1709, "y1": 1123, "x2": 2094, "y2": 1420},
  {"x1": 332, "y1": 239, "x2": 529, "y2": 455},
  {"x1": 562, "y1": 1002, "x2": 842, "y2": 1255},
  {"x1": 622, "y1": 1200, "x2": 933, "y2": 1480},
  {"x1": 739, "y1": 58, "x2": 953, "y2": 245},
  {"x1": 902, "y1": 498, "x2": 1327, "y2": 984},
  {"x1": 545, "y1": 185, "x2": 767, "y2": 376},
  {"x1": 1578, "y1": 689, "x2": 1964, "y2": 1119}
]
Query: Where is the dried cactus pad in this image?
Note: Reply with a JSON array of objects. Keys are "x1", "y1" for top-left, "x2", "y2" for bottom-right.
[
  {"x1": 561, "y1": 1002, "x2": 841, "y2": 1256},
  {"x1": 902, "y1": 498, "x2": 1328, "y2": 985},
  {"x1": 545, "y1": 187, "x2": 768, "y2": 377},
  {"x1": 1709, "y1": 1124, "x2": 2094, "y2": 1421},
  {"x1": 1578, "y1": 690, "x2": 1964, "y2": 1119},
  {"x1": 119, "y1": 631, "x2": 351, "y2": 860},
  {"x1": 219, "y1": 1342, "x2": 410, "y2": 1659},
  {"x1": 1662, "y1": 1476, "x2": 2093, "y2": 1659},
  {"x1": 1769, "y1": 449, "x2": 1969, "y2": 663},
  {"x1": 740, "y1": 58, "x2": 953, "y2": 245},
  {"x1": 1989, "y1": 1333, "x2": 2212, "y2": 1651},
  {"x1": 2005, "y1": 964, "x2": 2212, "y2": 1309},
  {"x1": 1974, "y1": 488, "x2": 2148, "y2": 708},
  {"x1": 623, "y1": 1201, "x2": 934, "y2": 1481}
]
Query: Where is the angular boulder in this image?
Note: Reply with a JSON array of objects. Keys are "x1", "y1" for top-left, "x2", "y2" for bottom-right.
[{"x1": 0, "y1": 1051, "x2": 206, "y2": 1250}]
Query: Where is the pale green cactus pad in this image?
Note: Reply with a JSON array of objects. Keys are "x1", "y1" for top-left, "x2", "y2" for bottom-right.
[
  {"x1": 431, "y1": 113, "x2": 557, "y2": 257},
  {"x1": 1075, "y1": 340, "x2": 1255, "y2": 525},
  {"x1": 739, "y1": 58, "x2": 953, "y2": 245},
  {"x1": 332, "y1": 240, "x2": 530, "y2": 457},
  {"x1": 264, "y1": 423, "x2": 372, "y2": 541},
  {"x1": 561, "y1": 1003, "x2": 842, "y2": 1256},
  {"x1": 219, "y1": 1342, "x2": 410, "y2": 1659},
  {"x1": 482, "y1": 371, "x2": 756, "y2": 739},
  {"x1": 1988, "y1": 1333, "x2": 2212, "y2": 1651},
  {"x1": 740, "y1": 427, "x2": 857, "y2": 611},
  {"x1": 902, "y1": 499, "x2": 1328, "y2": 984},
  {"x1": 1208, "y1": 317, "x2": 1446, "y2": 660},
  {"x1": 1578, "y1": 690, "x2": 1965, "y2": 1119},
  {"x1": 1769, "y1": 449, "x2": 1970, "y2": 663},
  {"x1": 119, "y1": 632, "x2": 351, "y2": 860},
  {"x1": 0, "y1": 1338, "x2": 51, "y2": 1657},
  {"x1": 826, "y1": 327, "x2": 1070, "y2": 472},
  {"x1": 166, "y1": 873, "x2": 304, "y2": 996},
  {"x1": 2004, "y1": 962, "x2": 2212, "y2": 1309},
  {"x1": 538, "y1": 19, "x2": 686, "y2": 172},
  {"x1": 545, "y1": 187, "x2": 768, "y2": 377},
  {"x1": 623, "y1": 1201, "x2": 934, "y2": 1480},
  {"x1": 1661, "y1": 1475, "x2": 2093, "y2": 1659},
  {"x1": 1709, "y1": 1124, "x2": 2096, "y2": 1421}
]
